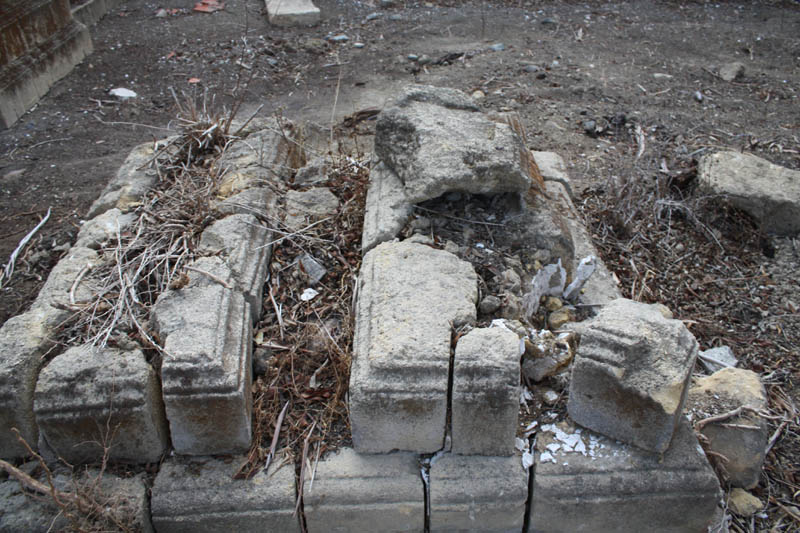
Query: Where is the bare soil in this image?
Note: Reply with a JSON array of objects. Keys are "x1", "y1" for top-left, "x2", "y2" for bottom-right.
[{"x1": 1, "y1": 0, "x2": 799, "y2": 529}]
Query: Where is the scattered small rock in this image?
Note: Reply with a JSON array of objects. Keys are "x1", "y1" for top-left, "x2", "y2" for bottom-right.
[
  {"x1": 544, "y1": 296, "x2": 563, "y2": 312},
  {"x1": 299, "y1": 254, "x2": 327, "y2": 285},
  {"x1": 388, "y1": 14, "x2": 403, "y2": 21},
  {"x1": 542, "y1": 389, "x2": 560, "y2": 405},
  {"x1": 407, "y1": 54, "x2": 419, "y2": 61},
  {"x1": 479, "y1": 295, "x2": 503, "y2": 315},
  {"x1": 418, "y1": 54, "x2": 432, "y2": 65},
  {"x1": 582, "y1": 119, "x2": 597, "y2": 135},
  {"x1": 489, "y1": 43, "x2": 505, "y2": 52},
  {"x1": 110, "y1": 88, "x2": 137, "y2": 99},
  {"x1": 698, "y1": 345, "x2": 737, "y2": 374},
  {"x1": 253, "y1": 347, "x2": 273, "y2": 376},
  {"x1": 548, "y1": 308, "x2": 571, "y2": 329},
  {"x1": 728, "y1": 488, "x2": 762, "y2": 517},
  {"x1": 353, "y1": 42, "x2": 365, "y2": 49},
  {"x1": 471, "y1": 89, "x2": 485, "y2": 100},
  {"x1": 523, "y1": 64, "x2": 541, "y2": 73},
  {"x1": 329, "y1": 34, "x2": 349, "y2": 43},
  {"x1": 444, "y1": 240, "x2": 460, "y2": 255},
  {"x1": 379, "y1": 0, "x2": 395, "y2": 7},
  {"x1": 719, "y1": 61, "x2": 745, "y2": 82},
  {"x1": 694, "y1": 91, "x2": 704, "y2": 102},
  {"x1": 541, "y1": 17, "x2": 557, "y2": 26},
  {"x1": 365, "y1": 12, "x2": 382, "y2": 21}
]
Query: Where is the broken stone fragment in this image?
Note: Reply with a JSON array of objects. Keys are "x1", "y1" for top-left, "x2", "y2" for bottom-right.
[
  {"x1": 361, "y1": 159, "x2": 416, "y2": 253},
  {"x1": 216, "y1": 124, "x2": 297, "y2": 196},
  {"x1": 265, "y1": 0, "x2": 321, "y2": 27},
  {"x1": 374, "y1": 85, "x2": 531, "y2": 203},
  {"x1": 75, "y1": 208, "x2": 136, "y2": 249},
  {"x1": 698, "y1": 345, "x2": 738, "y2": 374},
  {"x1": 303, "y1": 448, "x2": 423, "y2": 532},
  {"x1": 531, "y1": 418, "x2": 720, "y2": 533},
  {"x1": 479, "y1": 294, "x2": 502, "y2": 314},
  {"x1": 34, "y1": 344, "x2": 169, "y2": 464},
  {"x1": 214, "y1": 186, "x2": 276, "y2": 218},
  {"x1": 567, "y1": 298, "x2": 699, "y2": 453},
  {"x1": 283, "y1": 187, "x2": 340, "y2": 231},
  {"x1": 727, "y1": 488, "x2": 762, "y2": 517},
  {"x1": 522, "y1": 330, "x2": 575, "y2": 382},
  {"x1": 687, "y1": 368, "x2": 768, "y2": 489},
  {"x1": 452, "y1": 327, "x2": 520, "y2": 455},
  {"x1": 350, "y1": 241, "x2": 477, "y2": 453},
  {"x1": 298, "y1": 253, "x2": 327, "y2": 285}
]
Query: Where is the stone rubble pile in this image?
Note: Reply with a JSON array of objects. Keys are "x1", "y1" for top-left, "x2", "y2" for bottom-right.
[{"x1": 1, "y1": 86, "x2": 775, "y2": 532}]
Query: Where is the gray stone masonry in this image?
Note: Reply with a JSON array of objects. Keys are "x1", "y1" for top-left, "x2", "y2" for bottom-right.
[
  {"x1": 688, "y1": 368, "x2": 769, "y2": 489},
  {"x1": 151, "y1": 284, "x2": 252, "y2": 455},
  {"x1": 361, "y1": 159, "x2": 414, "y2": 253},
  {"x1": 430, "y1": 453, "x2": 528, "y2": 533},
  {"x1": 198, "y1": 214, "x2": 271, "y2": 323},
  {"x1": 304, "y1": 448, "x2": 424, "y2": 532},
  {"x1": 452, "y1": 327, "x2": 520, "y2": 456},
  {"x1": 568, "y1": 298, "x2": 698, "y2": 452},
  {"x1": 374, "y1": 85, "x2": 532, "y2": 203},
  {"x1": 34, "y1": 344, "x2": 168, "y2": 464},
  {"x1": 87, "y1": 142, "x2": 159, "y2": 218},
  {"x1": 265, "y1": 0, "x2": 321, "y2": 26},
  {"x1": 0, "y1": 309, "x2": 53, "y2": 458},
  {"x1": 699, "y1": 151, "x2": 800, "y2": 235},
  {"x1": 531, "y1": 418, "x2": 720, "y2": 533},
  {"x1": 151, "y1": 456, "x2": 298, "y2": 533},
  {"x1": 32, "y1": 245, "x2": 100, "y2": 329},
  {"x1": 350, "y1": 241, "x2": 478, "y2": 453}
]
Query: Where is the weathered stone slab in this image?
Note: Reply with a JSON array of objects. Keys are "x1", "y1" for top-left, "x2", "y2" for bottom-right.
[
  {"x1": 567, "y1": 298, "x2": 698, "y2": 452},
  {"x1": 151, "y1": 285, "x2": 252, "y2": 455},
  {"x1": 374, "y1": 85, "x2": 532, "y2": 204},
  {"x1": 74, "y1": 208, "x2": 136, "y2": 249},
  {"x1": 214, "y1": 187, "x2": 276, "y2": 219},
  {"x1": 198, "y1": 214, "x2": 270, "y2": 323},
  {"x1": 87, "y1": 142, "x2": 158, "y2": 217},
  {"x1": 351, "y1": 241, "x2": 478, "y2": 453},
  {"x1": 531, "y1": 419, "x2": 720, "y2": 533},
  {"x1": 430, "y1": 454, "x2": 528, "y2": 532},
  {"x1": 699, "y1": 151, "x2": 800, "y2": 235},
  {"x1": 533, "y1": 150, "x2": 574, "y2": 199},
  {"x1": 304, "y1": 448, "x2": 423, "y2": 532},
  {"x1": 151, "y1": 456, "x2": 297, "y2": 532},
  {"x1": 34, "y1": 344, "x2": 168, "y2": 464},
  {"x1": 0, "y1": 309, "x2": 53, "y2": 458},
  {"x1": 361, "y1": 159, "x2": 413, "y2": 253},
  {"x1": 284, "y1": 187, "x2": 339, "y2": 231},
  {"x1": 265, "y1": 0, "x2": 321, "y2": 26},
  {"x1": 452, "y1": 327, "x2": 520, "y2": 456},
  {"x1": 216, "y1": 125, "x2": 299, "y2": 196},
  {"x1": 32, "y1": 245, "x2": 100, "y2": 327},
  {"x1": 688, "y1": 368, "x2": 768, "y2": 489}
]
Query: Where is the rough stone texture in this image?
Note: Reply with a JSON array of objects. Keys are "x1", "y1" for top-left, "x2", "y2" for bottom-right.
[
  {"x1": 350, "y1": 241, "x2": 478, "y2": 453},
  {"x1": 430, "y1": 454, "x2": 528, "y2": 533},
  {"x1": 515, "y1": 194, "x2": 576, "y2": 273},
  {"x1": 74, "y1": 208, "x2": 135, "y2": 249},
  {"x1": 216, "y1": 125, "x2": 299, "y2": 196},
  {"x1": 1, "y1": 1, "x2": 93, "y2": 128},
  {"x1": 87, "y1": 142, "x2": 158, "y2": 217},
  {"x1": 687, "y1": 368, "x2": 768, "y2": 489},
  {"x1": 699, "y1": 151, "x2": 800, "y2": 235},
  {"x1": 151, "y1": 456, "x2": 298, "y2": 533},
  {"x1": 0, "y1": 474, "x2": 69, "y2": 532},
  {"x1": 374, "y1": 85, "x2": 532, "y2": 203},
  {"x1": 531, "y1": 419, "x2": 721, "y2": 533},
  {"x1": 533, "y1": 150, "x2": 574, "y2": 199},
  {"x1": 198, "y1": 214, "x2": 271, "y2": 323},
  {"x1": 567, "y1": 298, "x2": 698, "y2": 452},
  {"x1": 265, "y1": 0, "x2": 321, "y2": 26},
  {"x1": 214, "y1": 186, "x2": 276, "y2": 218},
  {"x1": 0, "y1": 309, "x2": 52, "y2": 458},
  {"x1": 34, "y1": 345, "x2": 168, "y2": 464},
  {"x1": 304, "y1": 448, "x2": 423, "y2": 532},
  {"x1": 698, "y1": 345, "x2": 738, "y2": 374},
  {"x1": 452, "y1": 327, "x2": 520, "y2": 456},
  {"x1": 719, "y1": 61, "x2": 745, "y2": 82},
  {"x1": 32, "y1": 246, "x2": 99, "y2": 327},
  {"x1": 284, "y1": 187, "x2": 340, "y2": 230},
  {"x1": 152, "y1": 285, "x2": 253, "y2": 455},
  {"x1": 294, "y1": 155, "x2": 328, "y2": 186},
  {"x1": 361, "y1": 159, "x2": 414, "y2": 253},
  {"x1": 728, "y1": 488, "x2": 762, "y2": 517}
]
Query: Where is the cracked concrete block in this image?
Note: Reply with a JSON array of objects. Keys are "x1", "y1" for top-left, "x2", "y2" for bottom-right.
[
  {"x1": 34, "y1": 345, "x2": 168, "y2": 464},
  {"x1": 304, "y1": 448, "x2": 423, "y2": 532},
  {"x1": 350, "y1": 241, "x2": 478, "y2": 453},
  {"x1": 531, "y1": 419, "x2": 721, "y2": 533},
  {"x1": 32, "y1": 246, "x2": 100, "y2": 328},
  {"x1": 152, "y1": 285, "x2": 252, "y2": 455},
  {"x1": 374, "y1": 85, "x2": 532, "y2": 204},
  {"x1": 699, "y1": 151, "x2": 800, "y2": 235},
  {"x1": 688, "y1": 368, "x2": 769, "y2": 489},
  {"x1": 361, "y1": 159, "x2": 414, "y2": 253},
  {"x1": 198, "y1": 214, "x2": 271, "y2": 323},
  {"x1": 284, "y1": 187, "x2": 340, "y2": 231},
  {"x1": 265, "y1": 0, "x2": 321, "y2": 26},
  {"x1": 217, "y1": 125, "x2": 298, "y2": 196},
  {"x1": 0, "y1": 309, "x2": 53, "y2": 458},
  {"x1": 151, "y1": 456, "x2": 298, "y2": 533},
  {"x1": 87, "y1": 142, "x2": 158, "y2": 217},
  {"x1": 452, "y1": 327, "x2": 520, "y2": 456},
  {"x1": 532, "y1": 151, "x2": 574, "y2": 199},
  {"x1": 214, "y1": 187, "x2": 276, "y2": 218},
  {"x1": 75, "y1": 208, "x2": 136, "y2": 249},
  {"x1": 567, "y1": 298, "x2": 698, "y2": 452},
  {"x1": 430, "y1": 454, "x2": 528, "y2": 532}
]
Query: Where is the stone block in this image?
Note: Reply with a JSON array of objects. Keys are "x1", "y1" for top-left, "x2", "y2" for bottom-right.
[
  {"x1": 567, "y1": 298, "x2": 698, "y2": 452},
  {"x1": 0, "y1": 309, "x2": 53, "y2": 458},
  {"x1": 265, "y1": 0, "x2": 321, "y2": 26},
  {"x1": 74, "y1": 208, "x2": 136, "y2": 249},
  {"x1": 699, "y1": 151, "x2": 800, "y2": 235},
  {"x1": 361, "y1": 159, "x2": 413, "y2": 253},
  {"x1": 304, "y1": 448, "x2": 423, "y2": 532},
  {"x1": 151, "y1": 285, "x2": 252, "y2": 455},
  {"x1": 687, "y1": 368, "x2": 768, "y2": 489},
  {"x1": 32, "y1": 246, "x2": 99, "y2": 327},
  {"x1": 350, "y1": 241, "x2": 477, "y2": 453},
  {"x1": 430, "y1": 454, "x2": 528, "y2": 532},
  {"x1": 217, "y1": 125, "x2": 299, "y2": 195},
  {"x1": 374, "y1": 85, "x2": 531, "y2": 204},
  {"x1": 530, "y1": 419, "x2": 721, "y2": 533},
  {"x1": 87, "y1": 142, "x2": 158, "y2": 217},
  {"x1": 34, "y1": 344, "x2": 168, "y2": 464},
  {"x1": 198, "y1": 214, "x2": 271, "y2": 323},
  {"x1": 284, "y1": 187, "x2": 339, "y2": 231},
  {"x1": 452, "y1": 327, "x2": 520, "y2": 456},
  {"x1": 151, "y1": 456, "x2": 298, "y2": 533},
  {"x1": 532, "y1": 150, "x2": 574, "y2": 199},
  {"x1": 214, "y1": 186, "x2": 276, "y2": 218}
]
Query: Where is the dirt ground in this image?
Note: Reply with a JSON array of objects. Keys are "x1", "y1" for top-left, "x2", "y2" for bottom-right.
[{"x1": 1, "y1": 0, "x2": 799, "y2": 529}]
